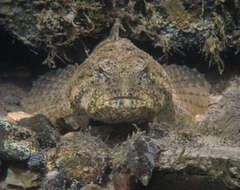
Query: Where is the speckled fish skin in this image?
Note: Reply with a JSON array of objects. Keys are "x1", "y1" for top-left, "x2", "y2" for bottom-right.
[
  {"x1": 22, "y1": 37, "x2": 209, "y2": 129},
  {"x1": 70, "y1": 38, "x2": 173, "y2": 123}
]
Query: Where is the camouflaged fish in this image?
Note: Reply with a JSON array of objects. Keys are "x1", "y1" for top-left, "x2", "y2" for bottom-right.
[{"x1": 22, "y1": 20, "x2": 209, "y2": 130}]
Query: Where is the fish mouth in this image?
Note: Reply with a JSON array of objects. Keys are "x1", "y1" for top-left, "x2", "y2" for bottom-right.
[
  {"x1": 87, "y1": 95, "x2": 155, "y2": 123},
  {"x1": 106, "y1": 97, "x2": 144, "y2": 108},
  {"x1": 104, "y1": 98, "x2": 145, "y2": 108},
  {"x1": 110, "y1": 96, "x2": 142, "y2": 100}
]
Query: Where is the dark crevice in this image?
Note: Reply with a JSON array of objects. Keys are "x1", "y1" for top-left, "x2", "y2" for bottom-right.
[
  {"x1": 0, "y1": 27, "x2": 47, "y2": 71},
  {"x1": 0, "y1": 160, "x2": 8, "y2": 181},
  {"x1": 0, "y1": 26, "x2": 48, "y2": 87},
  {"x1": 141, "y1": 170, "x2": 240, "y2": 190}
]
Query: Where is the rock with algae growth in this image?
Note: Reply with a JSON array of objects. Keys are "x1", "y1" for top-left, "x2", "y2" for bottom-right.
[
  {"x1": 127, "y1": 136, "x2": 161, "y2": 186},
  {"x1": 0, "y1": 120, "x2": 46, "y2": 168},
  {"x1": 42, "y1": 131, "x2": 110, "y2": 189},
  {"x1": 0, "y1": 120, "x2": 46, "y2": 189}
]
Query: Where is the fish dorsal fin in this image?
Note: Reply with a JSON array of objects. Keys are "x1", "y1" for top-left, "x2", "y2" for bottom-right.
[
  {"x1": 109, "y1": 18, "x2": 125, "y2": 41},
  {"x1": 163, "y1": 64, "x2": 210, "y2": 124}
]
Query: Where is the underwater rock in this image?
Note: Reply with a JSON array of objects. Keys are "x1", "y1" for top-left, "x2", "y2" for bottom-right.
[
  {"x1": 45, "y1": 132, "x2": 110, "y2": 188},
  {"x1": 112, "y1": 172, "x2": 132, "y2": 190},
  {"x1": 0, "y1": 120, "x2": 46, "y2": 187},
  {"x1": 127, "y1": 136, "x2": 161, "y2": 186},
  {"x1": 0, "y1": 119, "x2": 33, "y2": 141},
  {"x1": 199, "y1": 79, "x2": 240, "y2": 146},
  {"x1": 41, "y1": 171, "x2": 67, "y2": 190},
  {"x1": 17, "y1": 114, "x2": 60, "y2": 149},
  {"x1": 27, "y1": 152, "x2": 46, "y2": 172},
  {"x1": 80, "y1": 184, "x2": 106, "y2": 190},
  {"x1": 0, "y1": 140, "x2": 39, "y2": 162},
  {"x1": 0, "y1": 120, "x2": 40, "y2": 162},
  {"x1": 3, "y1": 166, "x2": 41, "y2": 189}
]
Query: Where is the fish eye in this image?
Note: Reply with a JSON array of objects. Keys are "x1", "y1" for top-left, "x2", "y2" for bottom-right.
[
  {"x1": 97, "y1": 66, "x2": 111, "y2": 79},
  {"x1": 98, "y1": 66, "x2": 105, "y2": 73},
  {"x1": 98, "y1": 59, "x2": 114, "y2": 74}
]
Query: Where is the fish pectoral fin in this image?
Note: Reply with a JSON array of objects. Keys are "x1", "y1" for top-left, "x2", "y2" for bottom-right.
[{"x1": 164, "y1": 64, "x2": 210, "y2": 121}]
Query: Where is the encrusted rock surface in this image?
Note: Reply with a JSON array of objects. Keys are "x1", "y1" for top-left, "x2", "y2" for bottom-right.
[
  {"x1": 17, "y1": 114, "x2": 60, "y2": 149},
  {"x1": 0, "y1": 120, "x2": 46, "y2": 189},
  {"x1": 42, "y1": 132, "x2": 110, "y2": 189},
  {"x1": 3, "y1": 166, "x2": 42, "y2": 189},
  {"x1": 0, "y1": 0, "x2": 239, "y2": 72},
  {"x1": 199, "y1": 78, "x2": 240, "y2": 146},
  {"x1": 0, "y1": 120, "x2": 40, "y2": 161},
  {"x1": 127, "y1": 136, "x2": 161, "y2": 186}
]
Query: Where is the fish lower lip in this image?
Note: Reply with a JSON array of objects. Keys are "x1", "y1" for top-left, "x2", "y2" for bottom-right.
[
  {"x1": 104, "y1": 98, "x2": 145, "y2": 108},
  {"x1": 111, "y1": 97, "x2": 141, "y2": 100}
]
